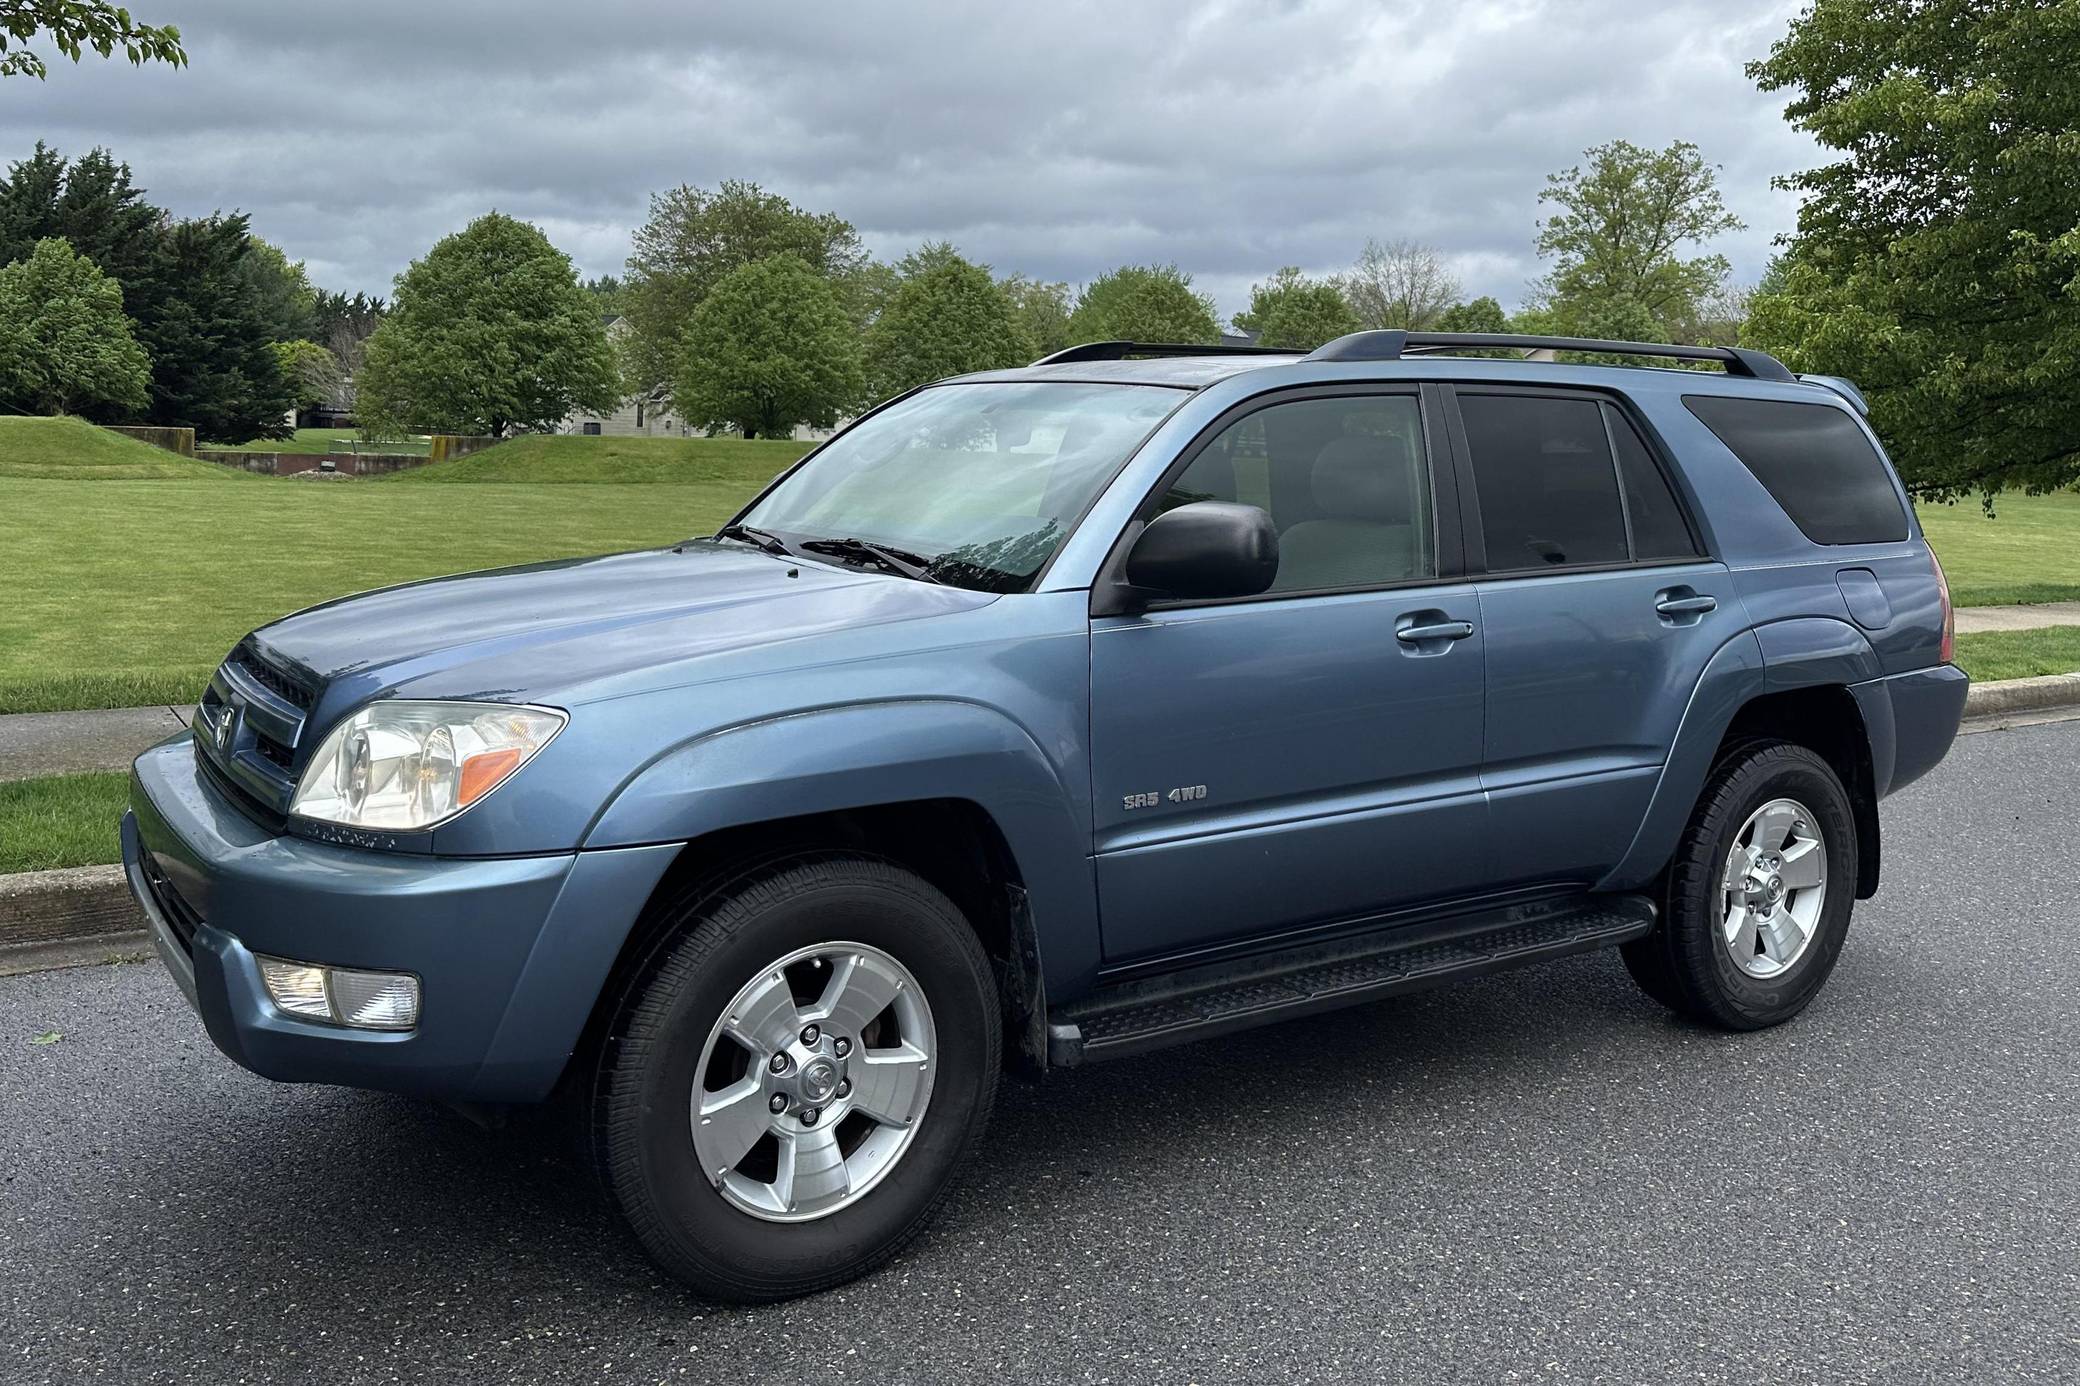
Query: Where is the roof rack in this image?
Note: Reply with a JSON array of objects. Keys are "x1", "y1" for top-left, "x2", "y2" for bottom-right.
[
  {"x1": 1031, "y1": 341, "x2": 1303, "y2": 366},
  {"x1": 1304, "y1": 330, "x2": 1796, "y2": 382}
]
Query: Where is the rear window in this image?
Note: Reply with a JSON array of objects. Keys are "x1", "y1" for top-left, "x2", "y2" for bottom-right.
[{"x1": 1683, "y1": 395, "x2": 1909, "y2": 545}]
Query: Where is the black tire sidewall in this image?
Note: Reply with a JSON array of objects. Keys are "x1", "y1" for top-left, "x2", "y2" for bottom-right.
[
  {"x1": 1667, "y1": 745, "x2": 1858, "y2": 1028},
  {"x1": 602, "y1": 858, "x2": 999, "y2": 1299}
]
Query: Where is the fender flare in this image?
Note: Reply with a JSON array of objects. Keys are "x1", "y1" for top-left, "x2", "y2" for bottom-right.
[
  {"x1": 583, "y1": 698, "x2": 1101, "y2": 996},
  {"x1": 1599, "y1": 618, "x2": 1882, "y2": 893}
]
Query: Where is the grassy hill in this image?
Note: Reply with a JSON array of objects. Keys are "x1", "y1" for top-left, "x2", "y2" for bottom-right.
[{"x1": 0, "y1": 416, "x2": 256, "y2": 481}]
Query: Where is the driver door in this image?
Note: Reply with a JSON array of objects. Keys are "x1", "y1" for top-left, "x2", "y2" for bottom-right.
[{"x1": 1088, "y1": 388, "x2": 1491, "y2": 964}]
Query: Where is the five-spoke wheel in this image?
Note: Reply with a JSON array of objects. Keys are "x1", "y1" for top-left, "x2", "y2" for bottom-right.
[{"x1": 693, "y1": 942, "x2": 936, "y2": 1220}]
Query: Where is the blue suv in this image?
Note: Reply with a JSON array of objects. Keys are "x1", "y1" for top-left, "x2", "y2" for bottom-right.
[{"x1": 123, "y1": 330, "x2": 1967, "y2": 1300}]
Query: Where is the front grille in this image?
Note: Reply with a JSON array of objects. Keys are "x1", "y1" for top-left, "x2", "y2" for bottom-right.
[
  {"x1": 237, "y1": 652, "x2": 313, "y2": 710},
  {"x1": 253, "y1": 734, "x2": 295, "y2": 769},
  {"x1": 139, "y1": 853, "x2": 202, "y2": 955}
]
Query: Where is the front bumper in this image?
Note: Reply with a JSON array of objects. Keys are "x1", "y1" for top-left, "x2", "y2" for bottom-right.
[{"x1": 124, "y1": 735, "x2": 679, "y2": 1103}]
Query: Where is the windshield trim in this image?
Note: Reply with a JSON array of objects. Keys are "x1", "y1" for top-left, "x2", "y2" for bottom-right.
[{"x1": 721, "y1": 378, "x2": 1201, "y2": 595}]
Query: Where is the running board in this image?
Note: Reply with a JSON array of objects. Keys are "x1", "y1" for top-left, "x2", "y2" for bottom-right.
[{"x1": 1046, "y1": 895, "x2": 1655, "y2": 1067}]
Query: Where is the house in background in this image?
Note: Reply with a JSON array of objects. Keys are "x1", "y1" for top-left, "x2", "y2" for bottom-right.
[{"x1": 553, "y1": 316, "x2": 843, "y2": 441}]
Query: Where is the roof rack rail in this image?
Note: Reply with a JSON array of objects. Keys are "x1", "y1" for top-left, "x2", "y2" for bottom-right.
[
  {"x1": 1032, "y1": 340, "x2": 1303, "y2": 366},
  {"x1": 1303, "y1": 330, "x2": 1796, "y2": 382}
]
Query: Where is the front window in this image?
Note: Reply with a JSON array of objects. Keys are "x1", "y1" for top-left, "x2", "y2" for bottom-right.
[{"x1": 735, "y1": 382, "x2": 1184, "y2": 592}]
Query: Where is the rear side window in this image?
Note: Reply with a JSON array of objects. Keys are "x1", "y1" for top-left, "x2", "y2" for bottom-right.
[
  {"x1": 1683, "y1": 395, "x2": 1909, "y2": 545},
  {"x1": 1457, "y1": 394, "x2": 1629, "y2": 570}
]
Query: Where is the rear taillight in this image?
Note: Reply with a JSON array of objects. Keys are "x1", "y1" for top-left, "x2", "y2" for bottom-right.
[{"x1": 1932, "y1": 549, "x2": 1955, "y2": 663}]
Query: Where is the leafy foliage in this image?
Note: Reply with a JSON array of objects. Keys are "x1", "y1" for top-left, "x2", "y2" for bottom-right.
[
  {"x1": 1345, "y1": 238, "x2": 1460, "y2": 331},
  {"x1": 1066, "y1": 264, "x2": 1220, "y2": 345},
  {"x1": 1232, "y1": 266, "x2": 1361, "y2": 349},
  {"x1": 866, "y1": 243, "x2": 1032, "y2": 397},
  {"x1": 0, "y1": 236, "x2": 149, "y2": 415},
  {"x1": 674, "y1": 254, "x2": 865, "y2": 439},
  {"x1": 0, "y1": 0, "x2": 185, "y2": 79},
  {"x1": 272, "y1": 338, "x2": 342, "y2": 412},
  {"x1": 240, "y1": 236, "x2": 317, "y2": 343},
  {"x1": 1746, "y1": 0, "x2": 2080, "y2": 499},
  {"x1": 1533, "y1": 139, "x2": 1741, "y2": 342},
  {"x1": 127, "y1": 213, "x2": 295, "y2": 440},
  {"x1": 623, "y1": 180, "x2": 866, "y2": 395},
  {"x1": 1436, "y1": 296, "x2": 1508, "y2": 334},
  {"x1": 997, "y1": 273, "x2": 1072, "y2": 357},
  {"x1": 357, "y1": 212, "x2": 619, "y2": 438}
]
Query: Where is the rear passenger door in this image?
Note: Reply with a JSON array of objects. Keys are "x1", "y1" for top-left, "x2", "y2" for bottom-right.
[{"x1": 1444, "y1": 386, "x2": 1734, "y2": 889}]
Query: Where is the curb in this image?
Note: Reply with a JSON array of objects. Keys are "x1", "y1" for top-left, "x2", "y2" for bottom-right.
[
  {"x1": 3, "y1": 671, "x2": 2080, "y2": 979},
  {"x1": 1961, "y1": 671, "x2": 2080, "y2": 719},
  {"x1": 0, "y1": 865, "x2": 144, "y2": 969}
]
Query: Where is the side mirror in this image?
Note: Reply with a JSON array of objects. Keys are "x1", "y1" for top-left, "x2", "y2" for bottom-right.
[{"x1": 1123, "y1": 501, "x2": 1279, "y2": 602}]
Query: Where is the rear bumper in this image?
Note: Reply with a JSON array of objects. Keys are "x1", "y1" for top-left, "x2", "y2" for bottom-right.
[
  {"x1": 1851, "y1": 662, "x2": 1970, "y2": 798},
  {"x1": 124, "y1": 735, "x2": 679, "y2": 1103}
]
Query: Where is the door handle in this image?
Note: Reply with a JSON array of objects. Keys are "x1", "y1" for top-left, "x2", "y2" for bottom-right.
[
  {"x1": 1396, "y1": 620, "x2": 1475, "y2": 643},
  {"x1": 1654, "y1": 594, "x2": 1717, "y2": 617}
]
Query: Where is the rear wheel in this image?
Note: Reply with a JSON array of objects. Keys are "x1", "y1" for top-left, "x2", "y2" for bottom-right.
[
  {"x1": 1622, "y1": 740, "x2": 1858, "y2": 1030},
  {"x1": 592, "y1": 855, "x2": 1000, "y2": 1301}
]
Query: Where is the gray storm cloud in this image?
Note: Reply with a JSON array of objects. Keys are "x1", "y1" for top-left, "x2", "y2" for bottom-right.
[{"x1": 0, "y1": 0, "x2": 1816, "y2": 320}]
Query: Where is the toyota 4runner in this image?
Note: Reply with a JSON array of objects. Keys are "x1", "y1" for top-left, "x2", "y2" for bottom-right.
[{"x1": 124, "y1": 330, "x2": 1968, "y2": 1301}]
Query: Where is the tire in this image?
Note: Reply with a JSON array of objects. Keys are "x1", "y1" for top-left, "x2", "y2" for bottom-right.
[
  {"x1": 591, "y1": 853, "x2": 1000, "y2": 1302},
  {"x1": 1620, "y1": 740, "x2": 1858, "y2": 1031}
]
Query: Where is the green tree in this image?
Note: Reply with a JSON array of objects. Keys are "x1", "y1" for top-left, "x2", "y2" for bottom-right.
[
  {"x1": 1746, "y1": 0, "x2": 2080, "y2": 499},
  {"x1": 272, "y1": 338, "x2": 341, "y2": 414},
  {"x1": 1436, "y1": 295, "x2": 1508, "y2": 334},
  {"x1": 866, "y1": 243, "x2": 1032, "y2": 398},
  {"x1": 0, "y1": 1, "x2": 185, "y2": 79},
  {"x1": 623, "y1": 180, "x2": 866, "y2": 395},
  {"x1": 0, "y1": 235, "x2": 149, "y2": 415},
  {"x1": 1066, "y1": 264, "x2": 1221, "y2": 345},
  {"x1": 357, "y1": 212, "x2": 619, "y2": 439},
  {"x1": 1533, "y1": 139, "x2": 1742, "y2": 342},
  {"x1": 123, "y1": 213, "x2": 295, "y2": 439},
  {"x1": 240, "y1": 236, "x2": 317, "y2": 343},
  {"x1": 1233, "y1": 266, "x2": 1361, "y2": 349},
  {"x1": 0, "y1": 144, "x2": 161, "y2": 291},
  {"x1": 1345, "y1": 238, "x2": 1460, "y2": 331},
  {"x1": 997, "y1": 273, "x2": 1072, "y2": 357},
  {"x1": 675, "y1": 254, "x2": 864, "y2": 439}
]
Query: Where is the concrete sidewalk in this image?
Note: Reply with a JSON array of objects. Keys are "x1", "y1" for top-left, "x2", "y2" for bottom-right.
[
  {"x1": 0, "y1": 705, "x2": 193, "y2": 783},
  {"x1": 1952, "y1": 600, "x2": 2080, "y2": 635}
]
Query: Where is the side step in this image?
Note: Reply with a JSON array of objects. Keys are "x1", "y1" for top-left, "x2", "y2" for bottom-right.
[{"x1": 1046, "y1": 895, "x2": 1655, "y2": 1067}]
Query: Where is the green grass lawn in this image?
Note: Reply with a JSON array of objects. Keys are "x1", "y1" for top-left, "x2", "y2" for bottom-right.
[
  {"x1": 220, "y1": 427, "x2": 433, "y2": 455},
  {"x1": 0, "y1": 771, "x2": 130, "y2": 873},
  {"x1": 0, "y1": 423, "x2": 810, "y2": 713},
  {"x1": 1918, "y1": 491, "x2": 2080, "y2": 606},
  {"x1": 1950, "y1": 627, "x2": 2080, "y2": 684}
]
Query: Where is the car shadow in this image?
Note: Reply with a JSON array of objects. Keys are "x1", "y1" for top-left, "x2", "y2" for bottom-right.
[{"x1": 81, "y1": 948, "x2": 1701, "y2": 1335}]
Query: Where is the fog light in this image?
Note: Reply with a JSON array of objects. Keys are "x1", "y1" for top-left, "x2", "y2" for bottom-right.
[{"x1": 257, "y1": 955, "x2": 420, "y2": 1031}]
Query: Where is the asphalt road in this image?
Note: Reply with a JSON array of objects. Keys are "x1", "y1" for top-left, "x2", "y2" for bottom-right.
[{"x1": 4, "y1": 721, "x2": 2078, "y2": 1385}]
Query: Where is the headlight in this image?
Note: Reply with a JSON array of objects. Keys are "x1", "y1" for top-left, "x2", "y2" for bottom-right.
[{"x1": 289, "y1": 700, "x2": 566, "y2": 831}]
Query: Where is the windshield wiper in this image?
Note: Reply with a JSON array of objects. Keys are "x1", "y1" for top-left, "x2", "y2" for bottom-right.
[
  {"x1": 799, "y1": 536, "x2": 942, "y2": 584},
  {"x1": 713, "y1": 522, "x2": 795, "y2": 557}
]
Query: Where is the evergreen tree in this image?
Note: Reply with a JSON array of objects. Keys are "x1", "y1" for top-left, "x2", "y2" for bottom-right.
[{"x1": 125, "y1": 213, "x2": 295, "y2": 440}]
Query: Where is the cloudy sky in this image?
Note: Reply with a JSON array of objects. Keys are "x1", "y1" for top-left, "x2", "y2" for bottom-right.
[{"x1": 3, "y1": 0, "x2": 1818, "y2": 322}]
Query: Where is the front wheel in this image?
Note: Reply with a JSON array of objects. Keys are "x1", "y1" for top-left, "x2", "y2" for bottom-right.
[
  {"x1": 591, "y1": 855, "x2": 1000, "y2": 1301},
  {"x1": 1622, "y1": 740, "x2": 1858, "y2": 1030}
]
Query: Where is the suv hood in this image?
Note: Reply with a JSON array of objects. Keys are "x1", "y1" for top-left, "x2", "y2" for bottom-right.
[{"x1": 246, "y1": 541, "x2": 996, "y2": 709}]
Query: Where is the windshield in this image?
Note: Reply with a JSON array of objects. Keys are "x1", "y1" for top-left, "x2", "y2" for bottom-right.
[{"x1": 733, "y1": 381, "x2": 1183, "y2": 592}]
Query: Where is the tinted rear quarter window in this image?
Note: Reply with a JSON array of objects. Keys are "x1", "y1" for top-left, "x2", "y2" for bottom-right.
[
  {"x1": 1606, "y1": 405, "x2": 1701, "y2": 561},
  {"x1": 1684, "y1": 395, "x2": 1909, "y2": 545}
]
